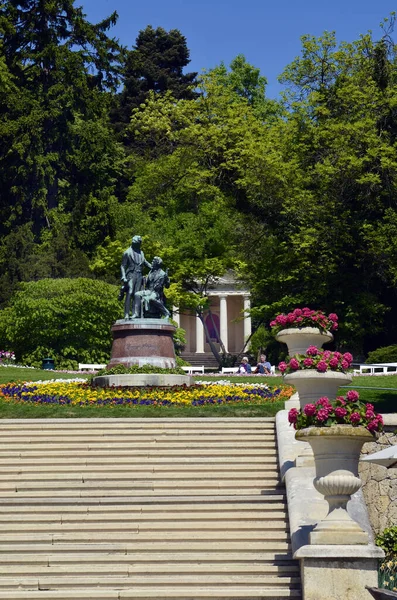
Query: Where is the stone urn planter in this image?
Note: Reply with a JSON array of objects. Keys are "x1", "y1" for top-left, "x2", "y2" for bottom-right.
[
  {"x1": 276, "y1": 326, "x2": 333, "y2": 356},
  {"x1": 296, "y1": 424, "x2": 373, "y2": 545},
  {"x1": 284, "y1": 370, "x2": 352, "y2": 409}
]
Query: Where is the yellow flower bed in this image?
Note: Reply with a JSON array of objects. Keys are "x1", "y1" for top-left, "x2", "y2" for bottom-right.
[{"x1": 0, "y1": 380, "x2": 294, "y2": 407}]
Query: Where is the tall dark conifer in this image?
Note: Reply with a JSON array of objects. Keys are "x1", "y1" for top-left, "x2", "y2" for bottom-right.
[
  {"x1": 0, "y1": 0, "x2": 123, "y2": 302},
  {"x1": 0, "y1": 0, "x2": 121, "y2": 90},
  {"x1": 0, "y1": 0, "x2": 122, "y2": 231},
  {"x1": 112, "y1": 25, "x2": 197, "y2": 138}
]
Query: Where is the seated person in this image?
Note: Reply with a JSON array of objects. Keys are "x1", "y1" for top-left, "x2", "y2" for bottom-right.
[
  {"x1": 255, "y1": 354, "x2": 272, "y2": 374},
  {"x1": 238, "y1": 357, "x2": 252, "y2": 374}
]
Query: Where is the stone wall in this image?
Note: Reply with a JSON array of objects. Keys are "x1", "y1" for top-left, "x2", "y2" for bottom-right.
[{"x1": 359, "y1": 415, "x2": 397, "y2": 535}]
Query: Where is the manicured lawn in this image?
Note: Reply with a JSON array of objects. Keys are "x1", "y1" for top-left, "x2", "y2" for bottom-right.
[
  {"x1": 0, "y1": 399, "x2": 288, "y2": 419},
  {"x1": 0, "y1": 366, "x2": 91, "y2": 384},
  {"x1": 198, "y1": 373, "x2": 397, "y2": 414}
]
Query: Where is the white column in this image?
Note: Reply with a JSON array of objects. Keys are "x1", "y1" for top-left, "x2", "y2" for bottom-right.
[
  {"x1": 219, "y1": 295, "x2": 228, "y2": 352},
  {"x1": 243, "y1": 295, "x2": 252, "y2": 347},
  {"x1": 196, "y1": 315, "x2": 205, "y2": 353},
  {"x1": 172, "y1": 306, "x2": 180, "y2": 327}
]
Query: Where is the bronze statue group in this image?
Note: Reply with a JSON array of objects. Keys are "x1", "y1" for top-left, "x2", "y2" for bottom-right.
[{"x1": 119, "y1": 236, "x2": 170, "y2": 320}]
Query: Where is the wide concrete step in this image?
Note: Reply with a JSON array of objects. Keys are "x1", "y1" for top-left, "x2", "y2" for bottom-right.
[
  {"x1": 0, "y1": 478, "x2": 282, "y2": 490},
  {"x1": 0, "y1": 421, "x2": 275, "y2": 428},
  {"x1": 0, "y1": 564, "x2": 299, "y2": 576},
  {"x1": 0, "y1": 541, "x2": 291, "y2": 552},
  {"x1": 0, "y1": 552, "x2": 296, "y2": 565},
  {"x1": 0, "y1": 530, "x2": 290, "y2": 543},
  {"x1": 0, "y1": 494, "x2": 286, "y2": 506},
  {"x1": 0, "y1": 418, "x2": 276, "y2": 427},
  {"x1": 0, "y1": 449, "x2": 278, "y2": 458},
  {"x1": 2, "y1": 429, "x2": 275, "y2": 443},
  {"x1": 0, "y1": 474, "x2": 281, "y2": 485},
  {"x1": 0, "y1": 500, "x2": 287, "y2": 512},
  {"x1": 0, "y1": 470, "x2": 278, "y2": 481},
  {"x1": 0, "y1": 493, "x2": 282, "y2": 501},
  {"x1": 0, "y1": 588, "x2": 301, "y2": 599},
  {"x1": 0, "y1": 457, "x2": 277, "y2": 467},
  {"x1": 0, "y1": 491, "x2": 282, "y2": 500},
  {"x1": 0, "y1": 500, "x2": 287, "y2": 508},
  {"x1": 0, "y1": 511, "x2": 287, "y2": 532},
  {"x1": 0, "y1": 515, "x2": 288, "y2": 525},
  {"x1": 0, "y1": 506, "x2": 287, "y2": 518},
  {"x1": 0, "y1": 574, "x2": 301, "y2": 588},
  {"x1": 0, "y1": 437, "x2": 274, "y2": 453},
  {"x1": 0, "y1": 528, "x2": 291, "y2": 541},
  {"x1": 0, "y1": 480, "x2": 281, "y2": 492},
  {"x1": 0, "y1": 517, "x2": 288, "y2": 530},
  {"x1": 0, "y1": 427, "x2": 276, "y2": 436},
  {"x1": 0, "y1": 458, "x2": 278, "y2": 479},
  {"x1": 0, "y1": 434, "x2": 276, "y2": 443}
]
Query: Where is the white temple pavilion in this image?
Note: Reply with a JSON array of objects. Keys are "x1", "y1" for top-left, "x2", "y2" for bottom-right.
[{"x1": 173, "y1": 272, "x2": 251, "y2": 367}]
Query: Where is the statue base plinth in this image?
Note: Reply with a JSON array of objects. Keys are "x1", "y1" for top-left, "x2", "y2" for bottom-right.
[
  {"x1": 93, "y1": 373, "x2": 191, "y2": 388},
  {"x1": 107, "y1": 318, "x2": 177, "y2": 370}
]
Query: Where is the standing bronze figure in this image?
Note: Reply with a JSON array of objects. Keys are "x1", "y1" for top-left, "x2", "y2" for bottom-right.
[{"x1": 120, "y1": 236, "x2": 151, "y2": 319}]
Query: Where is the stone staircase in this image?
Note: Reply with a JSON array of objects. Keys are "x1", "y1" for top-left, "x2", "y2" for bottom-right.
[
  {"x1": 0, "y1": 418, "x2": 301, "y2": 599},
  {"x1": 180, "y1": 353, "x2": 220, "y2": 370}
]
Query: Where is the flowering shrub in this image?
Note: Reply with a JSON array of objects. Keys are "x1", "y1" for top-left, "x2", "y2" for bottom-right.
[
  {"x1": 0, "y1": 350, "x2": 15, "y2": 364},
  {"x1": 278, "y1": 347, "x2": 353, "y2": 374},
  {"x1": 270, "y1": 308, "x2": 338, "y2": 334},
  {"x1": 288, "y1": 391, "x2": 383, "y2": 432}
]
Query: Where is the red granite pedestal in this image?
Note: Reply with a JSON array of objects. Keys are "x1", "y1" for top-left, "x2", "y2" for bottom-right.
[{"x1": 107, "y1": 318, "x2": 177, "y2": 370}]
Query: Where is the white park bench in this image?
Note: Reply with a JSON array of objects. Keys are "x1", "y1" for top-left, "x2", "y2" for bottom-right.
[
  {"x1": 181, "y1": 366, "x2": 205, "y2": 375},
  {"x1": 353, "y1": 363, "x2": 397, "y2": 375},
  {"x1": 78, "y1": 363, "x2": 107, "y2": 371},
  {"x1": 221, "y1": 366, "x2": 276, "y2": 375}
]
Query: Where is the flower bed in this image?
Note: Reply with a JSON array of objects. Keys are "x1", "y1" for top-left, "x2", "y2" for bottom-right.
[
  {"x1": 379, "y1": 559, "x2": 397, "y2": 593},
  {"x1": 0, "y1": 380, "x2": 294, "y2": 408},
  {"x1": 279, "y1": 347, "x2": 353, "y2": 374},
  {"x1": 288, "y1": 391, "x2": 383, "y2": 432},
  {"x1": 270, "y1": 308, "x2": 338, "y2": 334}
]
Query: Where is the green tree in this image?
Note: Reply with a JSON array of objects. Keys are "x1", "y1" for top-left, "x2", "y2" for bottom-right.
[
  {"x1": 208, "y1": 54, "x2": 279, "y2": 120},
  {"x1": 0, "y1": 0, "x2": 124, "y2": 300},
  {"x1": 0, "y1": 0, "x2": 122, "y2": 225},
  {"x1": 244, "y1": 22, "x2": 397, "y2": 354},
  {"x1": 112, "y1": 25, "x2": 197, "y2": 139}
]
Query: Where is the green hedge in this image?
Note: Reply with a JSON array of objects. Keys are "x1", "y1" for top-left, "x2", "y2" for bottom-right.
[
  {"x1": 366, "y1": 345, "x2": 397, "y2": 364},
  {"x1": 0, "y1": 278, "x2": 120, "y2": 369}
]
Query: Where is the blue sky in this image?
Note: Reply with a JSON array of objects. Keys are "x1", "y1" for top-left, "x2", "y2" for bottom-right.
[{"x1": 79, "y1": 0, "x2": 396, "y2": 98}]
